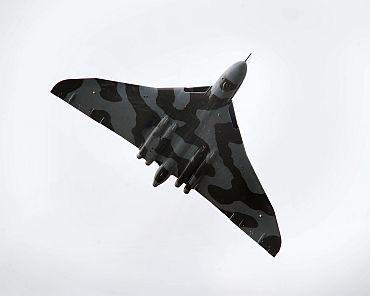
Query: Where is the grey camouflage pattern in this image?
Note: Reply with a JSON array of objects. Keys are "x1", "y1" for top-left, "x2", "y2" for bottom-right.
[{"x1": 51, "y1": 60, "x2": 281, "y2": 256}]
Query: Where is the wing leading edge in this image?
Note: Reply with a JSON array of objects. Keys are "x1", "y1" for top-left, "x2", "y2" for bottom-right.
[{"x1": 194, "y1": 104, "x2": 281, "y2": 256}]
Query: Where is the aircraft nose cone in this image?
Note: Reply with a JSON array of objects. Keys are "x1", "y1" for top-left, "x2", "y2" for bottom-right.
[{"x1": 224, "y1": 61, "x2": 247, "y2": 85}]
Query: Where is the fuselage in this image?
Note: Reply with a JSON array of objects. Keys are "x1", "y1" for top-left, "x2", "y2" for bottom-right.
[{"x1": 148, "y1": 60, "x2": 248, "y2": 188}]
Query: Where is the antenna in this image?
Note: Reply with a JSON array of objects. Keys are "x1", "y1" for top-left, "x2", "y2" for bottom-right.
[{"x1": 245, "y1": 53, "x2": 252, "y2": 62}]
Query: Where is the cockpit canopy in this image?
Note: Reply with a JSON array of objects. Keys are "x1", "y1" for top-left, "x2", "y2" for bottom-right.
[{"x1": 220, "y1": 78, "x2": 237, "y2": 92}]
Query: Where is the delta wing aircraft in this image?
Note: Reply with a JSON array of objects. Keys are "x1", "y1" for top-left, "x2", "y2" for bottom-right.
[{"x1": 51, "y1": 56, "x2": 281, "y2": 256}]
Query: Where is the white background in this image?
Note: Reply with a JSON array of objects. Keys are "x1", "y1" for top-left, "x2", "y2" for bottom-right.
[{"x1": 1, "y1": 0, "x2": 370, "y2": 295}]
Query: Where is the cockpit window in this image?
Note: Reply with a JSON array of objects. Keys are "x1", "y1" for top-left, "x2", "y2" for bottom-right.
[{"x1": 220, "y1": 79, "x2": 237, "y2": 92}]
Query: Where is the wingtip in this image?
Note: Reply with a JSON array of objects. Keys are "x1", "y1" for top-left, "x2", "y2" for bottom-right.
[
  {"x1": 50, "y1": 79, "x2": 84, "y2": 100},
  {"x1": 50, "y1": 81, "x2": 62, "y2": 97},
  {"x1": 259, "y1": 235, "x2": 281, "y2": 257}
]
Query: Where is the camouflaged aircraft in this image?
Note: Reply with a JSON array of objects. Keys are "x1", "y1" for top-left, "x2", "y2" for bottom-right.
[{"x1": 51, "y1": 56, "x2": 281, "y2": 256}]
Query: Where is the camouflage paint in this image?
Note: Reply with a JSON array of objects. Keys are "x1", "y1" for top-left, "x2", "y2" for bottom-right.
[{"x1": 51, "y1": 61, "x2": 281, "y2": 256}]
